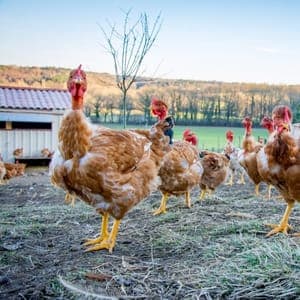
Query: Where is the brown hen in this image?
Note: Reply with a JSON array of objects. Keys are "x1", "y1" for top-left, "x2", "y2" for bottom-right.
[
  {"x1": 0, "y1": 161, "x2": 6, "y2": 184},
  {"x1": 153, "y1": 129, "x2": 203, "y2": 215},
  {"x1": 238, "y1": 117, "x2": 264, "y2": 196},
  {"x1": 199, "y1": 151, "x2": 230, "y2": 200},
  {"x1": 50, "y1": 65, "x2": 171, "y2": 252},
  {"x1": 257, "y1": 105, "x2": 300, "y2": 236}
]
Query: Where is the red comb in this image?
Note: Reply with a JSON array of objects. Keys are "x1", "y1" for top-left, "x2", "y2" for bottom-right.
[
  {"x1": 151, "y1": 97, "x2": 168, "y2": 121},
  {"x1": 75, "y1": 64, "x2": 82, "y2": 74},
  {"x1": 183, "y1": 128, "x2": 191, "y2": 137},
  {"x1": 226, "y1": 130, "x2": 234, "y2": 142},
  {"x1": 183, "y1": 131, "x2": 198, "y2": 146}
]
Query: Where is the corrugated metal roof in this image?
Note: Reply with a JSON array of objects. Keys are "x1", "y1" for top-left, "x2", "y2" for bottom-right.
[{"x1": 0, "y1": 85, "x2": 71, "y2": 110}]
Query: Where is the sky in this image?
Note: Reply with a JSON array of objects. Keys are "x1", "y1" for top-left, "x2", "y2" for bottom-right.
[{"x1": 0, "y1": 0, "x2": 300, "y2": 85}]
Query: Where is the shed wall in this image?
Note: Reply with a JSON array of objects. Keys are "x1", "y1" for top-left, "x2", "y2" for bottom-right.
[{"x1": 0, "y1": 110, "x2": 64, "y2": 162}]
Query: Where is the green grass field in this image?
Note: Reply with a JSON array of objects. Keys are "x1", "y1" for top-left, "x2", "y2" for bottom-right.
[
  {"x1": 100, "y1": 123, "x2": 268, "y2": 151},
  {"x1": 173, "y1": 126, "x2": 267, "y2": 150}
]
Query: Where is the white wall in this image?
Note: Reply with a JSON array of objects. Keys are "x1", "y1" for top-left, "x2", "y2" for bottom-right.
[
  {"x1": 0, "y1": 130, "x2": 52, "y2": 161},
  {"x1": 0, "y1": 110, "x2": 64, "y2": 162}
]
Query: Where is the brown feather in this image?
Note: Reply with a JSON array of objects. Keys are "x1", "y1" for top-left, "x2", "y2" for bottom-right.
[{"x1": 158, "y1": 141, "x2": 203, "y2": 196}]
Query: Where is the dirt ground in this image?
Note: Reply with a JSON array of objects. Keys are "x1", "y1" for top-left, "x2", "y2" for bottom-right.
[{"x1": 0, "y1": 167, "x2": 299, "y2": 299}]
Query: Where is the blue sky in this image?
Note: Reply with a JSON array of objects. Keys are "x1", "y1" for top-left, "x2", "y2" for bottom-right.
[{"x1": 0, "y1": 0, "x2": 299, "y2": 84}]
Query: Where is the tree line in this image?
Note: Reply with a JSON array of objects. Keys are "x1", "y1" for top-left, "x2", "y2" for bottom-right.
[{"x1": 86, "y1": 81, "x2": 300, "y2": 127}]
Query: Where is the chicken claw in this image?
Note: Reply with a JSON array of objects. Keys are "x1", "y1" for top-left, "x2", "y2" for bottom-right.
[
  {"x1": 265, "y1": 203, "x2": 294, "y2": 237},
  {"x1": 200, "y1": 189, "x2": 212, "y2": 200},
  {"x1": 265, "y1": 223, "x2": 292, "y2": 237},
  {"x1": 199, "y1": 190, "x2": 207, "y2": 201},
  {"x1": 237, "y1": 173, "x2": 245, "y2": 184},
  {"x1": 153, "y1": 194, "x2": 168, "y2": 215},
  {"x1": 83, "y1": 213, "x2": 109, "y2": 246},
  {"x1": 64, "y1": 192, "x2": 76, "y2": 207},
  {"x1": 84, "y1": 219, "x2": 120, "y2": 253},
  {"x1": 83, "y1": 235, "x2": 109, "y2": 246},
  {"x1": 85, "y1": 239, "x2": 115, "y2": 253}
]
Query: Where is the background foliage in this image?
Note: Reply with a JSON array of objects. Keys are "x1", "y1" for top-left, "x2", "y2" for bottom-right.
[{"x1": 1, "y1": 65, "x2": 300, "y2": 126}]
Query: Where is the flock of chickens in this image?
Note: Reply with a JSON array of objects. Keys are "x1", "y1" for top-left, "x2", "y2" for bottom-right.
[
  {"x1": 48, "y1": 65, "x2": 300, "y2": 252},
  {"x1": 3, "y1": 65, "x2": 299, "y2": 253},
  {"x1": 0, "y1": 148, "x2": 53, "y2": 183}
]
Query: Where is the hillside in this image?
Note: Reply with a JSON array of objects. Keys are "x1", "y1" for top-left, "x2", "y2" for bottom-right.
[
  {"x1": 1, "y1": 65, "x2": 300, "y2": 125},
  {"x1": 0, "y1": 65, "x2": 117, "y2": 89},
  {"x1": 2, "y1": 64, "x2": 300, "y2": 94}
]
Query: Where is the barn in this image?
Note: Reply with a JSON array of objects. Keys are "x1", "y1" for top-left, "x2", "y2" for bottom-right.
[{"x1": 0, "y1": 85, "x2": 70, "y2": 162}]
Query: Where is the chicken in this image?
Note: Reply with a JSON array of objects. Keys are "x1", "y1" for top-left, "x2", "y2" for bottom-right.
[
  {"x1": 151, "y1": 98, "x2": 175, "y2": 145},
  {"x1": 256, "y1": 105, "x2": 300, "y2": 236},
  {"x1": 199, "y1": 150, "x2": 230, "y2": 200},
  {"x1": 0, "y1": 162, "x2": 5, "y2": 184},
  {"x1": 50, "y1": 65, "x2": 171, "y2": 252},
  {"x1": 4, "y1": 162, "x2": 26, "y2": 179},
  {"x1": 238, "y1": 117, "x2": 264, "y2": 196},
  {"x1": 153, "y1": 129, "x2": 203, "y2": 215},
  {"x1": 223, "y1": 130, "x2": 246, "y2": 186},
  {"x1": 257, "y1": 116, "x2": 277, "y2": 199},
  {"x1": 0, "y1": 156, "x2": 6, "y2": 184},
  {"x1": 13, "y1": 148, "x2": 23, "y2": 157},
  {"x1": 41, "y1": 148, "x2": 54, "y2": 158}
]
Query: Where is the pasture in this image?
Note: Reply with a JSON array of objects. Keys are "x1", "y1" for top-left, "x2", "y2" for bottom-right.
[{"x1": 0, "y1": 168, "x2": 299, "y2": 299}]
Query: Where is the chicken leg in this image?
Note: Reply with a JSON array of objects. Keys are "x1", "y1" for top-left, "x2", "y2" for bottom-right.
[
  {"x1": 266, "y1": 202, "x2": 294, "y2": 237},
  {"x1": 199, "y1": 187, "x2": 211, "y2": 200},
  {"x1": 153, "y1": 193, "x2": 169, "y2": 215},
  {"x1": 85, "y1": 219, "x2": 121, "y2": 253},
  {"x1": 64, "y1": 192, "x2": 76, "y2": 207},
  {"x1": 254, "y1": 184, "x2": 260, "y2": 196},
  {"x1": 185, "y1": 191, "x2": 191, "y2": 208},
  {"x1": 237, "y1": 173, "x2": 245, "y2": 184},
  {"x1": 225, "y1": 172, "x2": 234, "y2": 186},
  {"x1": 84, "y1": 212, "x2": 109, "y2": 248}
]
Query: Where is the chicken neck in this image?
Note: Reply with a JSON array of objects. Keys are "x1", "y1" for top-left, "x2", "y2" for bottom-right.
[{"x1": 58, "y1": 110, "x2": 92, "y2": 160}]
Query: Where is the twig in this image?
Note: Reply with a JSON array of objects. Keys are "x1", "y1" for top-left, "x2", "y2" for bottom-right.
[{"x1": 58, "y1": 275, "x2": 117, "y2": 299}]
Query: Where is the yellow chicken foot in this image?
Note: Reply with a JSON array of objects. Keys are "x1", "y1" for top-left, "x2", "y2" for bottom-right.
[
  {"x1": 64, "y1": 192, "x2": 76, "y2": 207},
  {"x1": 266, "y1": 203, "x2": 294, "y2": 237},
  {"x1": 238, "y1": 173, "x2": 245, "y2": 184},
  {"x1": 84, "y1": 213, "x2": 109, "y2": 246},
  {"x1": 153, "y1": 193, "x2": 169, "y2": 215},
  {"x1": 85, "y1": 219, "x2": 121, "y2": 253},
  {"x1": 185, "y1": 191, "x2": 191, "y2": 208},
  {"x1": 199, "y1": 189, "x2": 207, "y2": 201}
]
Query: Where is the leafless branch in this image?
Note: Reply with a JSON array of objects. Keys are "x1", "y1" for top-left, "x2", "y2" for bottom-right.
[{"x1": 99, "y1": 9, "x2": 163, "y2": 127}]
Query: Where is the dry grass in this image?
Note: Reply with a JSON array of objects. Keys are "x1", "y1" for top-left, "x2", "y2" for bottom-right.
[{"x1": 0, "y1": 170, "x2": 299, "y2": 299}]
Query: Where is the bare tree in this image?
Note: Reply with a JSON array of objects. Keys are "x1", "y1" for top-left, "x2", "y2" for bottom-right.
[{"x1": 100, "y1": 10, "x2": 162, "y2": 128}]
